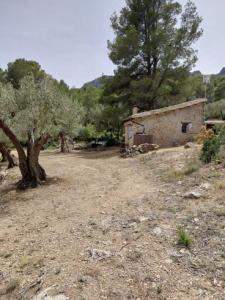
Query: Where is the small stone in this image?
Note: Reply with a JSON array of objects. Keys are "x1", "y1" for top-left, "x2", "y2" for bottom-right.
[
  {"x1": 184, "y1": 142, "x2": 195, "y2": 149},
  {"x1": 169, "y1": 250, "x2": 183, "y2": 258},
  {"x1": 183, "y1": 191, "x2": 202, "y2": 199},
  {"x1": 200, "y1": 183, "x2": 211, "y2": 190},
  {"x1": 89, "y1": 249, "x2": 112, "y2": 261},
  {"x1": 197, "y1": 288, "x2": 205, "y2": 297},
  {"x1": 32, "y1": 287, "x2": 69, "y2": 300},
  {"x1": 139, "y1": 216, "x2": 149, "y2": 222},
  {"x1": 54, "y1": 267, "x2": 61, "y2": 275},
  {"x1": 153, "y1": 227, "x2": 162, "y2": 236},
  {"x1": 165, "y1": 258, "x2": 173, "y2": 264},
  {"x1": 179, "y1": 248, "x2": 190, "y2": 255}
]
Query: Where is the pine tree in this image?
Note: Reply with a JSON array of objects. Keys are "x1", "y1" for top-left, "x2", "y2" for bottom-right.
[{"x1": 105, "y1": 0, "x2": 203, "y2": 111}]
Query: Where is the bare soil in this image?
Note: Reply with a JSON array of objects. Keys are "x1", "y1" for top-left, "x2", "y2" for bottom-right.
[{"x1": 0, "y1": 147, "x2": 225, "y2": 299}]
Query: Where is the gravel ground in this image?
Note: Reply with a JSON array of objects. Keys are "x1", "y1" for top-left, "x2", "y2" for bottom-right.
[{"x1": 0, "y1": 147, "x2": 225, "y2": 300}]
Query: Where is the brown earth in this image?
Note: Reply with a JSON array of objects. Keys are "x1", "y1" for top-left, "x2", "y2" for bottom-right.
[{"x1": 0, "y1": 147, "x2": 225, "y2": 300}]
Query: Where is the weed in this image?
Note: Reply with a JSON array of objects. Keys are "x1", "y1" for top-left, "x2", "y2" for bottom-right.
[
  {"x1": 177, "y1": 226, "x2": 192, "y2": 248},
  {"x1": 5, "y1": 279, "x2": 19, "y2": 294},
  {"x1": 183, "y1": 160, "x2": 201, "y2": 175},
  {"x1": 165, "y1": 157, "x2": 201, "y2": 182},
  {"x1": 20, "y1": 255, "x2": 31, "y2": 268},
  {"x1": 214, "y1": 180, "x2": 225, "y2": 190}
]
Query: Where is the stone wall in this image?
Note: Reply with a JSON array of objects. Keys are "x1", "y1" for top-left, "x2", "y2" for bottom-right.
[{"x1": 125, "y1": 102, "x2": 205, "y2": 148}]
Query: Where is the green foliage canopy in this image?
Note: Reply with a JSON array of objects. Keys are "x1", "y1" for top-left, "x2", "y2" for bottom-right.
[{"x1": 105, "y1": 0, "x2": 203, "y2": 111}]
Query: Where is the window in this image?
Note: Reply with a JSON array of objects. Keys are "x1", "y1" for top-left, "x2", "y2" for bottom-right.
[
  {"x1": 182, "y1": 122, "x2": 192, "y2": 133},
  {"x1": 128, "y1": 126, "x2": 133, "y2": 139}
]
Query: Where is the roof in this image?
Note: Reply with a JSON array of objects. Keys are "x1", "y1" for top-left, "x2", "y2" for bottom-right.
[
  {"x1": 125, "y1": 98, "x2": 207, "y2": 121},
  {"x1": 205, "y1": 120, "x2": 225, "y2": 125}
]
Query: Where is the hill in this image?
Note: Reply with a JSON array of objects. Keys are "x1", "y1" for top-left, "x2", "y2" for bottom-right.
[
  {"x1": 82, "y1": 75, "x2": 112, "y2": 89},
  {"x1": 218, "y1": 67, "x2": 225, "y2": 76}
]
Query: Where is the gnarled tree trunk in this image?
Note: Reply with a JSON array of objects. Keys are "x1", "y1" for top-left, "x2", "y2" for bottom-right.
[
  {"x1": 60, "y1": 132, "x2": 65, "y2": 153},
  {"x1": 26, "y1": 131, "x2": 48, "y2": 187},
  {"x1": 59, "y1": 132, "x2": 69, "y2": 153},
  {"x1": 0, "y1": 119, "x2": 49, "y2": 189},
  {"x1": 0, "y1": 120, "x2": 30, "y2": 185},
  {"x1": 0, "y1": 142, "x2": 16, "y2": 169}
]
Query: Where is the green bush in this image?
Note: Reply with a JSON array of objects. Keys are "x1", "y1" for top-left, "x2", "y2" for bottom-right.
[
  {"x1": 200, "y1": 137, "x2": 221, "y2": 163},
  {"x1": 177, "y1": 226, "x2": 192, "y2": 248},
  {"x1": 78, "y1": 124, "x2": 102, "y2": 142},
  {"x1": 206, "y1": 99, "x2": 225, "y2": 119},
  {"x1": 105, "y1": 137, "x2": 119, "y2": 147}
]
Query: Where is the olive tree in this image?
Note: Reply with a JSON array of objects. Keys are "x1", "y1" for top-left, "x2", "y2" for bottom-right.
[
  {"x1": 55, "y1": 98, "x2": 83, "y2": 153},
  {"x1": 0, "y1": 75, "x2": 81, "y2": 188}
]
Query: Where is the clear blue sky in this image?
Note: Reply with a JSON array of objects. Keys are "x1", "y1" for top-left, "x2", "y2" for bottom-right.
[{"x1": 0, "y1": 0, "x2": 224, "y2": 87}]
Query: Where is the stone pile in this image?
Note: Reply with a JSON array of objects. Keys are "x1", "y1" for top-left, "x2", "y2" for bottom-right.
[
  {"x1": 0, "y1": 170, "x2": 6, "y2": 183},
  {"x1": 122, "y1": 143, "x2": 159, "y2": 158}
]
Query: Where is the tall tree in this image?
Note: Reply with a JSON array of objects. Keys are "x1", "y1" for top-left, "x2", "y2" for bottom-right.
[
  {"x1": 6, "y1": 59, "x2": 45, "y2": 89},
  {"x1": 105, "y1": 0, "x2": 203, "y2": 111}
]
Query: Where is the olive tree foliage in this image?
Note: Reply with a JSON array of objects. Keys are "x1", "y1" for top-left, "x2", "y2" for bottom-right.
[
  {"x1": 54, "y1": 97, "x2": 83, "y2": 153},
  {"x1": 0, "y1": 75, "x2": 81, "y2": 188},
  {"x1": 105, "y1": 0, "x2": 203, "y2": 111}
]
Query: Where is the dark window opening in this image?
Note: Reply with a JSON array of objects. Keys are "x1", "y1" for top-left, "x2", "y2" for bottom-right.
[{"x1": 182, "y1": 122, "x2": 189, "y2": 133}]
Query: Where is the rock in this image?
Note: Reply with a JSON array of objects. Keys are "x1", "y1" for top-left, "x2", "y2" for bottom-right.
[
  {"x1": 33, "y1": 287, "x2": 69, "y2": 300},
  {"x1": 199, "y1": 183, "x2": 211, "y2": 190},
  {"x1": 139, "y1": 216, "x2": 149, "y2": 223},
  {"x1": 193, "y1": 218, "x2": 199, "y2": 224},
  {"x1": 179, "y1": 248, "x2": 190, "y2": 255},
  {"x1": 169, "y1": 250, "x2": 183, "y2": 258},
  {"x1": 54, "y1": 267, "x2": 61, "y2": 275},
  {"x1": 183, "y1": 191, "x2": 202, "y2": 199},
  {"x1": 196, "y1": 288, "x2": 205, "y2": 297},
  {"x1": 184, "y1": 142, "x2": 196, "y2": 149},
  {"x1": 153, "y1": 227, "x2": 162, "y2": 236},
  {"x1": 89, "y1": 249, "x2": 112, "y2": 261},
  {"x1": 165, "y1": 258, "x2": 173, "y2": 264},
  {"x1": 121, "y1": 143, "x2": 159, "y2": 158}
]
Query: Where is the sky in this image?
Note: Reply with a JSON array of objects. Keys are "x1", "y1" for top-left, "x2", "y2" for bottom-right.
[{"x1": 0, "y1": 0, "x2": 225, "y2": 87}]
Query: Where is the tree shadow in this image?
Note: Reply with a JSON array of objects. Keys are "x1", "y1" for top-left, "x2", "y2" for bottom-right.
[{"x1": 40, "y1": 147, "x2": 122, "y2": 160}]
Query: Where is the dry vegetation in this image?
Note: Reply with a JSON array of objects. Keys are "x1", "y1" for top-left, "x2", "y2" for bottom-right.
[{"x1": 0, "y1": 146, "x2": 225, "y2": 299}]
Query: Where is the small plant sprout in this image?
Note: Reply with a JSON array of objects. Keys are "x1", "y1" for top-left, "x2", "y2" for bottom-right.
[{"x1": 177, "y1": 226, "x2": 192, "y2": 248}]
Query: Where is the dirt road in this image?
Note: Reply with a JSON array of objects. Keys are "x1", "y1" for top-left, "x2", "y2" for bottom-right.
[{"x1": 0, "y1": 148, "x2": 225, "y2": 299}]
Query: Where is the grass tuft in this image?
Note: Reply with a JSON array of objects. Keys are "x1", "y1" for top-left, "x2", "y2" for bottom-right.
[
  {"x1": 5, "y1": 279, "x2": 19, "y2": 294},
  {"x1": 214, "y1": 180, "x2": 225, "y2": 190},
  {"x1": 177, "y1": 226, "x2": 192, "y2": 248},
  {"x1": 20, "y1": 256, "x2": 31, "y2": 268}
]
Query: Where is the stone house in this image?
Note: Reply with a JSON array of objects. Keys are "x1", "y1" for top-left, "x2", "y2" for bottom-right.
[{"x1": 124, "y1": 98, "x2": 207, "y2": 148}]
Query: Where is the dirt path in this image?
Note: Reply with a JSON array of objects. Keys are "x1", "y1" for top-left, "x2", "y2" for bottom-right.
[{"x1": 0, "y1": 148, "x2": 224, "y2": 299}]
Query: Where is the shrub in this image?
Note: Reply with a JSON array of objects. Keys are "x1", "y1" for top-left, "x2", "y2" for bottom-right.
[
  {"x1": 5, "y1": 279, "x2": 19, "y2": 294},
  {"x1": 200, "y1": 137, "x2": 221, "y2": 163},
  {"x1": 183, "y1": 157, "x2": 202, "y2": 175},
  {"x1": 196, "y1": 126, "x2": 214, "y2": 144},
  {"x1": 206, "y1": 99, "x2": 225, "y2": 119},
  {"x1": 177, "y1": 226, "x2": 192, "y2": 248},
  {"x1": 214, "y1": 180, "x2": 225, "y2": 190}
]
